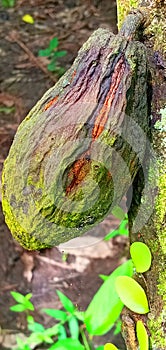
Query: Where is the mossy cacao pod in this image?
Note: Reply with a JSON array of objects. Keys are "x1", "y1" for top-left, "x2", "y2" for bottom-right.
[{"x1": 2, "y1": 11, "x2": 149, "y2": 250}]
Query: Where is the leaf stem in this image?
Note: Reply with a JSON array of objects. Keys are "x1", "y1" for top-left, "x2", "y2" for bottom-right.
[{"x1": 80, "y1": 327, "x2": 91, "y2": 350}]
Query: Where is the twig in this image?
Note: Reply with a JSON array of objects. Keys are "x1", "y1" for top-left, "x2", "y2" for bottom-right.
[
  {"x1": 8, "y1": 31, "x2": 57, "y2": 83},
  {"x1": 36, "y1": 255, "x2": 76, "y2": 270}
]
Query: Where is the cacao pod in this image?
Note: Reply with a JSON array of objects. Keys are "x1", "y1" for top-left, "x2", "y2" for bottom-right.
[{"x1": 2, "y1": 11, "x2": 149, "y2": 250}]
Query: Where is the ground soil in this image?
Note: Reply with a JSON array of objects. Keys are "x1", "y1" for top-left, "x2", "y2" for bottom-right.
[{"x1": 0, "y1": 1, "x2": 127, "y2": 349}]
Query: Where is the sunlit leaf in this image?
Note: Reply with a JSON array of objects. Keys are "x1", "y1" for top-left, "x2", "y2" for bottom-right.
[
  {"x1": 58, "y1": 324, "x2": 67, "y2": 340},
  {"x1": 130, "y1": 242, "x2": 152, "y2": 273},
  {"x1": 105, "y1": 216, "x2": 128, "y2": 240},
  {"x1": 113, "y1": 319, "x2": 121, "y2": 335},
  {"x1": 22, "y1": 14, "x2": 34, "y2": 24},
  {"x1": 42, "y1": 308, "x2": 67, "y2": 321},
  {"x1": 68, "y1": 316, "x2": 79, "y2": 339},
  {"x1": 10, "y1": 304, "x2": 27, "y2": 312},
  {"x1": 56, "y1": 290, "x2": 75, "y2": 313},
  {"x1": 11, "y1": 291, "x2": 26, "y2": 304},
  {"x1": 28, "y1": 321, "x2": 45, "y2": 332},
  {"x1": 84, "y1": 260, "x2": 133, "y2": 335},
  {"x1": 136, "y1": 320, "x2": 149, "y2": 350},
  {"x1": 115, "y1": 276, "x2": 149, "y2": 314}
]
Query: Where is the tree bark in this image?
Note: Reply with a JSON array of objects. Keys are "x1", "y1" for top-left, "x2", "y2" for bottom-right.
[{"x1": 117, "y1": 1, "x2": 166, "y2": 349}]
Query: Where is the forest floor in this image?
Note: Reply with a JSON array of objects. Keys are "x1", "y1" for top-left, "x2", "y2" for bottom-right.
[{"x1": 0, "y1": 1, "x2": 127, "y2": 349}]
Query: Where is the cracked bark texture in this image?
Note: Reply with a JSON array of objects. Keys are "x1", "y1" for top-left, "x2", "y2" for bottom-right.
[{"x1": 117, "y1": 1, "x2": 166, "y2": 349}]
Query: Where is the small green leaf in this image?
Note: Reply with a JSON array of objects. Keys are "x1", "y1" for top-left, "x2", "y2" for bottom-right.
[
  {"x1": 27, "y1": 315, "x2": 34, "y2": 324},
  {"x1": 56, "y1": 290, "x2": 75, "y2": 313},
  {"x1": 130, "y1": 242, "x2": 152, "y2": 273},
  {"x1": 44, "y1": 324, "x2": 59, "y2": 337},
  {"x1": 16, "y1": 339, "x2": 30, "y2": 350},
  {"x1": 53, "y1": 50, "x2": 67, "y2": 58},
  {"x1": 73, "y1": 310, "x2": 85, "y2": 322},
  {"x1": 11, "y1": 291, "x2": 26, "y2": 304},
  {"x1": 113, "y1": 319, "x2": 121, "y2": 335},
  {"x1": 68, "y1": 316, "x2": 79, "y2": 339},
  {"x1": 105, "y1": 217, "x2": 128, "y2": 240},
  {"x1": 38, "y1": 48, "x2": 52, "y2": 57},
  {"x1": 99, "y1": 274, "x2": 108, "y2": 281},
  {"x1": 0, "y1": 106, "x2": 15, "y2": 114},
  {"x1": 23, "y1": 299, "x2": 34, "y2": 311},
  {"x1": 28, "y1": 321, "x2": 45, "y2": 332},
  {"x1": 84, "y1": 260, "x2": 133, "y2": 335},
  {"x1": 40, "y1": 334, "x2": 54, "y2": 343},
  {"x1": 58, "y1": 324, "x2": 67, "y2": 340},
  {"x1": 47, "y1": 62, "x2": 57, "y2": 71},
  {"x1": 96, "y1": 347, "x2": 104, "y2": 350},
  {"x1": 136, "y1": 320, "x2": 149, "y2": 350},
  {"x1": 112, "y1": 206, "x2": 126, "y2": 220},
  {"x1": 42, "y1": 308, "x2": 67, "y2": 321},
  {"x1": 104, "y1": 344, "x2": 118, "y2": 350},
  {"x1": 115, "y1": 276, "x2": 149, "y2": 314},
  {"x1": 25, "y1": 293, "x2": 33, "y2": 300},
  {"x1": 49, "y1": 37, "x2": 59, "y2": 50},
  {"x1": 10, "y1": 304, "x2": 27, "y2": 312},
  {"x1": 1, "y1": 0, "x2": 15, "y2": 8},
  {"x1": 48, "y1": 338, "x2": 84, "y2": 350}
]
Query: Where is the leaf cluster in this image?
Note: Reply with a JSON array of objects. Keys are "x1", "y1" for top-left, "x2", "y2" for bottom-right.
[{"x1": 38, "y1": 37, "x2": 67, "y2": 77}]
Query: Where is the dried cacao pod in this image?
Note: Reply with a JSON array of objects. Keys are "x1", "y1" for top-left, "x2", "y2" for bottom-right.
[{"x1": 2, "y1": 11, "x2": 149, "y2": 250}]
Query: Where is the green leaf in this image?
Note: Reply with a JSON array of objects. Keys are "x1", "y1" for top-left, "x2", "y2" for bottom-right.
[
  {"x1": 53, "y1": 50, "x2": 67, "y2": 58},
  {"x1": 47, "y1": 61, "x2": 57, "y2": 71},
  {"x1": 96, "y1": 347, "x2": 104, "y2": 350},
  {"x1": 56, "y1": 290, "x2": 75, "y2": 313},
  {"x1": 99, "y1": 274, "x2": 108, "y2": 281},
  {"x1": 16, "y1": 337, "x2": 30, "y2": 350},
  {"x1": 40, "y1": 334, "x2": 54, "y2": 343},
  {"x1": 115, "y1": 276, "x2": 149, "y2": 314},
  {"x1": 23, "y1": 299, "x2": 34, "y2": 311},
  {"x1": 10, "y1": 304, "x2": 27, "y2": 312},
  {"x1": 105, "y1": 217, "x2": 128, "y2": 240},
  {"x1": 28, "y1": 321, "x2": 45, "y2": 332},
  {"x1": 111, "y1": 206, "x2": 126, "y2": 220},
  {"x1": 73, "y1": 310, "x2": 85, "y2": 322},
  {"x1": 130, "y1": 242, "x2": 152, "y2": 273},
  {"x1": 27, "y1": 315, "x2": 34, "y2": 323},
  {"x1": 136, "y1": 320, "x2": 149, "y2": 350},
  {"x1": 44, "y1": 324, "x2": 59, "y2": 337},
  {"x1": 84, "y1": 260, "x2": 133, "y2": 335},
  {"x1": 25, "y1": 293, "x2": 33, "y2": 300},
  {"x1": 10, "y1": 291, "x2": 26, "y2": 304},
  {"x1": 0, "y1": 106, "x2": 15, "y2": 114},
  {"x1": 113, "y1": 319, "x2": 121, "y2": 335},
  {"x1": 1, "y1": 0, "x2": 15, "y2": 8},
  {"x1": 58, "y1": 324, "x2": 67, "y2": 340},
  {"x1": 43, "y1": 308, "x2": 67, "y2": 321},
  {"x1": 38, "y1": 48, "x2": 52, "y2": 57},
  {"x1": 48, "y1": 338, "x2": 84, "y2": 350},
  {"x1": 49, "y1": 37, "x2": 59, "y2": 51},
  {"x1": 68, "y1": 316, "x2": 79, "y2": 339}
]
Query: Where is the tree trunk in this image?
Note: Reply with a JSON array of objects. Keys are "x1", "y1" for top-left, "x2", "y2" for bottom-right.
[{"x1": 117, "y1": 1, "x2": 166, "y2": 349}]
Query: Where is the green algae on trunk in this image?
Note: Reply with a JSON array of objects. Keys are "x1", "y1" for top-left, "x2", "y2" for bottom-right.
[{"x1": 2, "y1": 12, "x2": 149, "y2": 250}]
